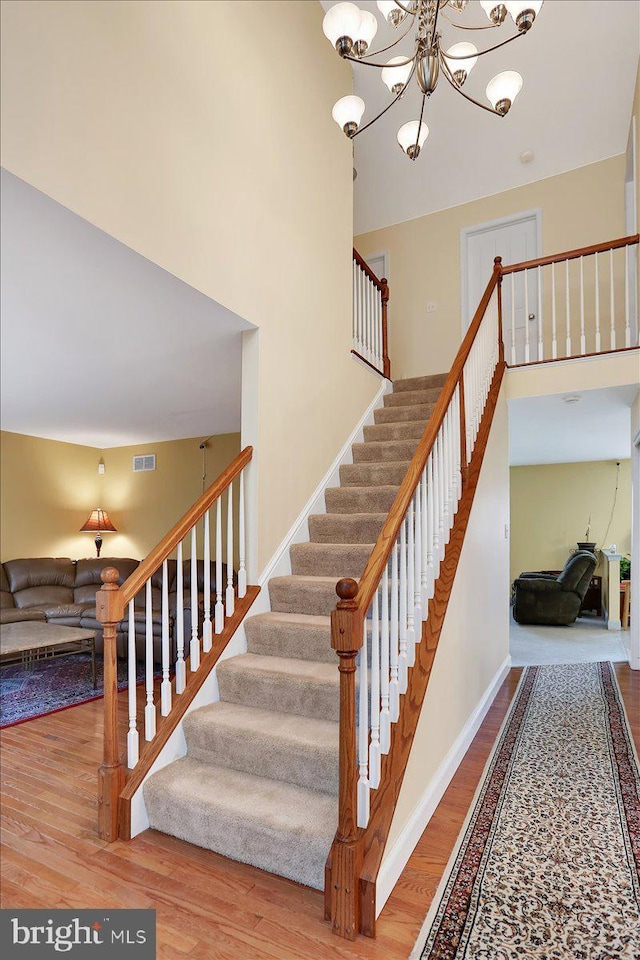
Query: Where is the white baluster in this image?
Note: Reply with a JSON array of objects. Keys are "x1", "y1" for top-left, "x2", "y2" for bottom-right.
[
  {"x1": 175, "y1": 541, "x2": 186, "y2": 694},
  {"x1": 238, "y1": 471, "x2": 247, "y2": 598},
  {"x1": 352, "y1": 262, "x2": 357, "y2": 347},
  {"x1": 202, "y1": 510, "x2": 212, "y2": 652},
  {"x1": 413, "y1": 488, "x2": 424, "y2": 630},
  {"x1": 215, "y1": 498, "x2": 224, "y2": 633},
  {"x1": 610, "y1": 248, "x2": 616, "y2": 350},
  {"x1": 537, "y1": 266, "x2": 544, "y2": 361},
  {"x1": 442, "y1": 419, "x2": 451, "y2": 542},
  {"x1": 565, "y1": 259, "x2": 572, "y2": 357},
  {"x1": 369, "y1": 587, "x2": 381, "y2": 789},
  {"x1": 437, "y1": 433, "x2": 446, "y2": 562},
  {"x1": 359, "y1": 269, "x2": 365, "y2": 354},
  {"x1": 579, "y1": 256, "x2": 586, "y2": 355},
  {"x1": 524, "y1": 270, "x2": 530, "y2": 363},
  {"x1": 126, "y1": 600, "x2": 138, "y2": 768},
  {"x1": 398, "y1": 518, "x2": 408, "y2": 694},
  {"x1": 510, "y1": 272, "x2": 516, "y2": 365},
  {"x1": 144, "y1": 578, "x2": 155, "y2": 741},
  {"x1": 390, "y1": 542, "x2": 400, "y2": 723},
  {"x1": 426, "y1": 455, "x2": 435, "y2": 601},
  {"x1": 161, "y1": 558, "x2": 171, "y2": 716},
  {"x1": 595, "y1": 253, "x2": 601, "y2": 353},
  {"x1": 625, "y1": 246, "x2": 631, "y2": 347},
  {"x1": 357, "y1": 615, "x2": 370, "y2": 828},
  {"x1": 226, "y1": 484, "x2": 235, "y2": 616},
  {"x1": 551, "y1": 261, "x2": 557, "y2": 359},
  {"x1": 380, "y1": 565, "x2": 391, "y2": 754},
  {"x1": 190, "y1": 526, "x2": 200, "y2": 671},
  {"x1": 406, "y1": 499, "x2": 415, "y2": 666}
]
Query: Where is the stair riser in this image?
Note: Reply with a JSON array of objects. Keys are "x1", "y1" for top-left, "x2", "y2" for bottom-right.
[
  {"x1": 218, "y1": 665, "x2": 339, "y2": 723},
  {"x1": 393, "y1": 374, "x2": 448, "y2": 393},
  {"x1": 245, "y1": 617, "x2": 335, "y2": 663},
  {"x1": 290, "y1": 543, "x2": 372, "y2": 578},
  {"x1": 352, "y1": 440, "x2": 419, "y2": 462},
  {"x1": 269, "y1": 580, "x2": 340, "y2": 617},
  {"x1": 364, "y1": 420, "x2": 426, "y2": 442},
  {"x1": 325, "y1": 486, "x2": 398, "y2": 514},
  {"x1": 184, "y1": 717, "x2": 338, "y2": 796},
  {"x1": 340, "y1": 461, "x2": 410, "y2": 486},
  {"x1": 384, "y1": 388, "x2": 441, "y2": 408},
  {"x1": 309, "y1": 513, "x2": 385, "y2": 544},
  {"x1": 374, "y1": 403, "x2": 434, "y2": 424}
]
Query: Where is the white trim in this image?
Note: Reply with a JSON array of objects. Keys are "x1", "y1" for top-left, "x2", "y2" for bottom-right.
[
  {"x1": 375, "y1": 654, "x2": 512, "y2": 917},
  {"x1": 460, "y1": 208, "x2": 542, "y2": 330}
]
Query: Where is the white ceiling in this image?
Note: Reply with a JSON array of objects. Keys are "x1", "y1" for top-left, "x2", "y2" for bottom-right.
[
  {"x1": 319, "y1": 1, "x2": 640, "y2": 234},
  {"x1": 508, "y1": 384, "x2": 638, "y2": 466},
  {"x1": 0, "y1": 169, "x2": 253, "y2": 448}
]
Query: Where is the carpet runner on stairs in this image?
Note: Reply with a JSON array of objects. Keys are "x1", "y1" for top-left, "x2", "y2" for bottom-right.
[{"x1": 144, "y1": 372, "x2": 448, "y2": 889}]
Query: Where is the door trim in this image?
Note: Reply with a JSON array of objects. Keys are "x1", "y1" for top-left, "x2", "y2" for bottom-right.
[
  {"x1": 460, "y1": 208, "x2": 542, "y2": 331},
  {"x1": 365, "y1": 250, "x2": 390, "y2": 283}
]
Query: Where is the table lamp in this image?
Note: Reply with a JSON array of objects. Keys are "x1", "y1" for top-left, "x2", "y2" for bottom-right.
[{"x1": 80, "y1": 508, "x2": 117, "y2": 557}]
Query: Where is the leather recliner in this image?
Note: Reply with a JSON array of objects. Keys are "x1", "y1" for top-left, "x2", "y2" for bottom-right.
[{"x1": 512, "y1": 550, "x2": 597, "y2": 626}]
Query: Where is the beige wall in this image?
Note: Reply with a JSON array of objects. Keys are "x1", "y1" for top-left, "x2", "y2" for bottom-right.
[
  {"x1": 0, "y1": 0, "x2": 379, "y2": 573},
  {"x1": 510, "y1": 459, "x2": 632, "y2": 582},
  {"x1": 355, "y1": 157, "x2": 626, "y2": 380},
  {"x1": 0, "y1": 430, "x2": 240, "y2": 561},
  {"x1": 380, "y1": 384, "x2": 510, "y2": 897}
]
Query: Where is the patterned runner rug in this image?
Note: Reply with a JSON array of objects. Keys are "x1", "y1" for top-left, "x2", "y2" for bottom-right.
[{"x1": 410, "y1": 662, "x2": 640, "y2": 960}]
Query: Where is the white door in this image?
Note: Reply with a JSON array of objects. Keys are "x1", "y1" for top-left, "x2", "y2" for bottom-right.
[
  {"x1": 462, "y1": 212, "x2": 540, "y2": 364},
  {"x1": 366, "y1": 253, "x2": 388, "y2": 284}
]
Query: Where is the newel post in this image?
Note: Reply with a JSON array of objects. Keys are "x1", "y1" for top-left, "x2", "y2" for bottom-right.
[
  {"x1": 329, "y1": 577, "x2": 364, "y2": 940},
  {"x1": 494, "y1": 256, "x2": 505, "y2": 366},
  {"x1": 381, "y1": 279, "x2": 391, "y2": 380},
  {"x1": 96, "y1": 567, "x2": 125, "y2": 841}
]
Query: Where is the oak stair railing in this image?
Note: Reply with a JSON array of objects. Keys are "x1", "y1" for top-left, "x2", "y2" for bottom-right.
[
  {"x1": 353, "y1": 248, "x2": 391, "y2": 379},
  {"x1": 96, "y1": 446, "x2": 259, "y2": 842},
  {"x1": 501, "y1": 234, "x2": 639, "y2": 366},
  {"x1": 327, "y1": 259, "x2": 506, "y2": 940}
]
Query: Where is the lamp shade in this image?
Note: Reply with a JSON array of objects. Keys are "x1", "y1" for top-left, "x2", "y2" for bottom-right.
[
  {"x1": 443, "y1": 42, "x2": 478, "y2": 77},
  {"x1": 480, "y1": 0, "x2": 506, "y2": 21},
  {"x1": 381, "y1": 56, "x2": 413, "y2": 93},
  {"x1": 377, "y1": 1, "x2": 401, "y2": 21},
  {"x1": 356, "y1": 9, "x2": 378, "y2": 45},
  {"x1": 397, "y1": 120, "x2": 429, "y2": 157},
  {"x1": 505, "y1": 0, "x2": 543, "y2": 19},
  {"x1": 323, "y1": 2, "x2": 362, "y2": 46},
  {"x1": 486, "y1": 71, "x2": 523, "y2": 112},
  {"x1": 80, "y1": 508, "x2": 117, "y2": 533},
  {"x1": 332, "y1": 95, "x2": 366, "y2": 135}
]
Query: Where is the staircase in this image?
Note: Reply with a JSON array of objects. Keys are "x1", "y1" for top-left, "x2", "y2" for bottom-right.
[{"x1": 143, "y1": 373, "x2": 448, "y2": 888}]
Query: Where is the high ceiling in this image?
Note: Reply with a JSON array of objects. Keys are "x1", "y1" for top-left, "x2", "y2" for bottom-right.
[
  {"x1": 319, "y1": 1, "x2": 640, "y2": 234},
  {"x1": 1, "y1": 170, "x2": 253, "y2": 448}
]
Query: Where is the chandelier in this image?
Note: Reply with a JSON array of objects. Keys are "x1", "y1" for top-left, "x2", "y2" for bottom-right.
[{"x1": 322, "y1": 0, "x2": 543, "y2": 159}]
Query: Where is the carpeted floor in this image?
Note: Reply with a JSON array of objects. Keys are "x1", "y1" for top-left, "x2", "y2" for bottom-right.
[
  {"x1": 411, "y1": 662, "x2": 640, "y2": 959},
  {"x1": 510, "y1": 614, "x2": 628, "y2": 666},
  {"x1": 0, "y1": 653, "x2": 145, "y2": 727}
]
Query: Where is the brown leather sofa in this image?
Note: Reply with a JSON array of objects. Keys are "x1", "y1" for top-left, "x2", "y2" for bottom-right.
[{"x1": 0, "y1": 557, "x2": 229, "y2": 662}]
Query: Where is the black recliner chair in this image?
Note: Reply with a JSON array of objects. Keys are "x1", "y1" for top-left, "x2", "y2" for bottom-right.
[{"x1": 512, "y1": 550, "x2": 597, "y2": 626}]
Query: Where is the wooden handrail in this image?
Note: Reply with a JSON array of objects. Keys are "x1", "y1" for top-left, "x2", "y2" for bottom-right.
[
  {"x1": 120, "y1": 446, "x2": 252, "y2": 605},
  {"x1": 353, "y1": 247, "x2": 384, "y2": 291},
  {"x1": 354, "y1": 265, "x2": 501, "y2": 616},
  {"x1": 501, "y1": 233, "x2": 639, "y2": 275}
]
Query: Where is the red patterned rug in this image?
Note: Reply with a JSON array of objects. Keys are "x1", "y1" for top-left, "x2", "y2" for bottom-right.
[
  {"x1": 410, "y1": 662, "x2": 640, "y2": 959},
  {"x1": 0, "y1": 653, "x2": 146, "y2": 728}
]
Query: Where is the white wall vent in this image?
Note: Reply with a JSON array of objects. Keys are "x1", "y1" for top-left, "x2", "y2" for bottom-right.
[{"x1": 133, "y1": 454, "x2": 156, "y2": 472}]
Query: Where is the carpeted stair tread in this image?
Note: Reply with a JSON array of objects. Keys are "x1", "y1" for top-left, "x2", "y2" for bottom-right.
[
  {"x1": 245, "y1": 612, "x2": 334, "y2": 663},
  {"x1": 352, "y1": 438, "x2": 419, "y2": 462},
  {"x1": 384, "y1": 388, "x2": 442, "y2": 408},
  {"x1": 374, "y1": 403, "x2": 435, "y2": 424},
  {"x1": 184, "y1": 701, "x2": 339, "y2": 795},
  {"x1": 269, "y1": 575, "x2": 344, "y2": 617},
  {"x1": 143, "y1": 757, "x2": 336, "y2": 890},
  {"x1": 393, "y1": 373, "x2": 448, "y2": 392},
  {"x1": 217, "y1": 653, "x2": 339, "y2": 721},
  {"x1": 363, "y1": 419, "x2": 427, "y2": 442},
  {"x1": 325, "y1": 485, "x2": 399, "y2": 514},
  {"x1": 309, "y1": 512, "x2": 386, "y2": 544},
  {"x1": 290, "y1": 542, "x2": 373, "y2": 578},
  {"x1": 340, "y1": 461, "x2": 411, "y2": 486}
]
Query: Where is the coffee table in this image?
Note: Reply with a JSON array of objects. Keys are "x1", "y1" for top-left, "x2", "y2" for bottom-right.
[{"x1": 0, "y1": 622, "x2": 97, "y2": 688}]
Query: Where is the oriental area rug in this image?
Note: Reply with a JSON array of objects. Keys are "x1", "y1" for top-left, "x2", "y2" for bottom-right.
[
  {"x1": 411, "y1": 662, "x2": 640, "y2": 960},
  {"x1": 0, "y1": 653, "x2": 144, "y2": 728}
]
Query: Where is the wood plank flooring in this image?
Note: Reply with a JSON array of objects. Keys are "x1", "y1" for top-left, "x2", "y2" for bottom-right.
[{"x1": 1, "y1": 664, "x2": 637, "y2": 958}]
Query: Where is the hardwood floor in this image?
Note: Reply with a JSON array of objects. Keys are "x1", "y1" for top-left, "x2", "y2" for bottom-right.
[{"x1": 1, "y1": 664, "x2": 637, "y2": 959}]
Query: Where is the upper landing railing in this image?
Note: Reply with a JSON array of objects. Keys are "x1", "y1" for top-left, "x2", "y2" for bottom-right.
[{"x1": 352, "y1": 249, "x2": 391, "y2": 379}]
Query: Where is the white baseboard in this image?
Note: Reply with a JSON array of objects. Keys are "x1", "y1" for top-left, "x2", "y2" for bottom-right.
[{"x1": 375, "y1": 654, "x2": 512, "y2": 917}]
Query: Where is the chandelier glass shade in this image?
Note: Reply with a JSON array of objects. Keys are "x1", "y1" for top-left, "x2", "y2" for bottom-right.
[{"x1": 322, "y1": 0, "x2": 543, "y2": 159}]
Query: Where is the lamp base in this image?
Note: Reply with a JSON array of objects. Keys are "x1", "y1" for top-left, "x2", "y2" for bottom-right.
[{"x1": 95, "y1": 533, "x2": 103, "y2": 558}]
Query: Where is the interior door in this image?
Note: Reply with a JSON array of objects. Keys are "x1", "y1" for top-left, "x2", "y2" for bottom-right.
[{"x1": 464, "y1": 214, "x2": 540, "y2": 364}]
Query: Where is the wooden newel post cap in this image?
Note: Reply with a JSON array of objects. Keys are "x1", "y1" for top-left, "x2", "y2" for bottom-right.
[
  {"x1": 336, "y1": 578, "x2": 358, "y2": 602},
  {"x1": 101, "y1": 567, "x2": 120, "y2": 588},
  {"x1": 494, "y1": 256, "x2": 502, "y2": 266}
]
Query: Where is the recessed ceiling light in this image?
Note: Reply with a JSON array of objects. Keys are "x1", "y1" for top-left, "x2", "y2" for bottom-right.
[
  {"x1": 563, "y1": 394, "x2": 581, "y2": 404},
  {"x1": 519, "y1": 150, "x2": 534, "y2": 164}
]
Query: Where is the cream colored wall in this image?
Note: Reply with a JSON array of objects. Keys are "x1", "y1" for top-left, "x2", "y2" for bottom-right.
[
  {"x1": 510, "y1": 460, "x2": 632, "y2": 582},
  {"x1": 0, "y1": 0, "x2": 379, "y2": 573},
  {"x1": 380, "y1": 384, "x2": 510, "y2": 880},
  {"x1": 0, "y1": 430, "x2": 240, "y2": 562},
  {"x1": 355, "y1": 157, "x2": 626, "y2": 380}
]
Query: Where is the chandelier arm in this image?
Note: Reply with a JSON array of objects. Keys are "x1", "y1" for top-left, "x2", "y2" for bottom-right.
[
  {"x1": 464, "y1": 29, "x2": 527, "y2": 59},
  {"x1": 412, "y1": 92, "x2": 427, "y2": 158},
  {"x1": 394, "y1": 0, "x2": 418, "y2": 14},
  {"x1": 440, "y1": 56, "x2": 503, "y2": 116},
  {"x1": 348, "y1": 15, "x2": 417, "y2": 61},
  {"x1": 352, "y1": 59, "x2": 418, "y2": 138},
  {"x1": 439, "y1": 9, "x2": 502, "y2": 30}
]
